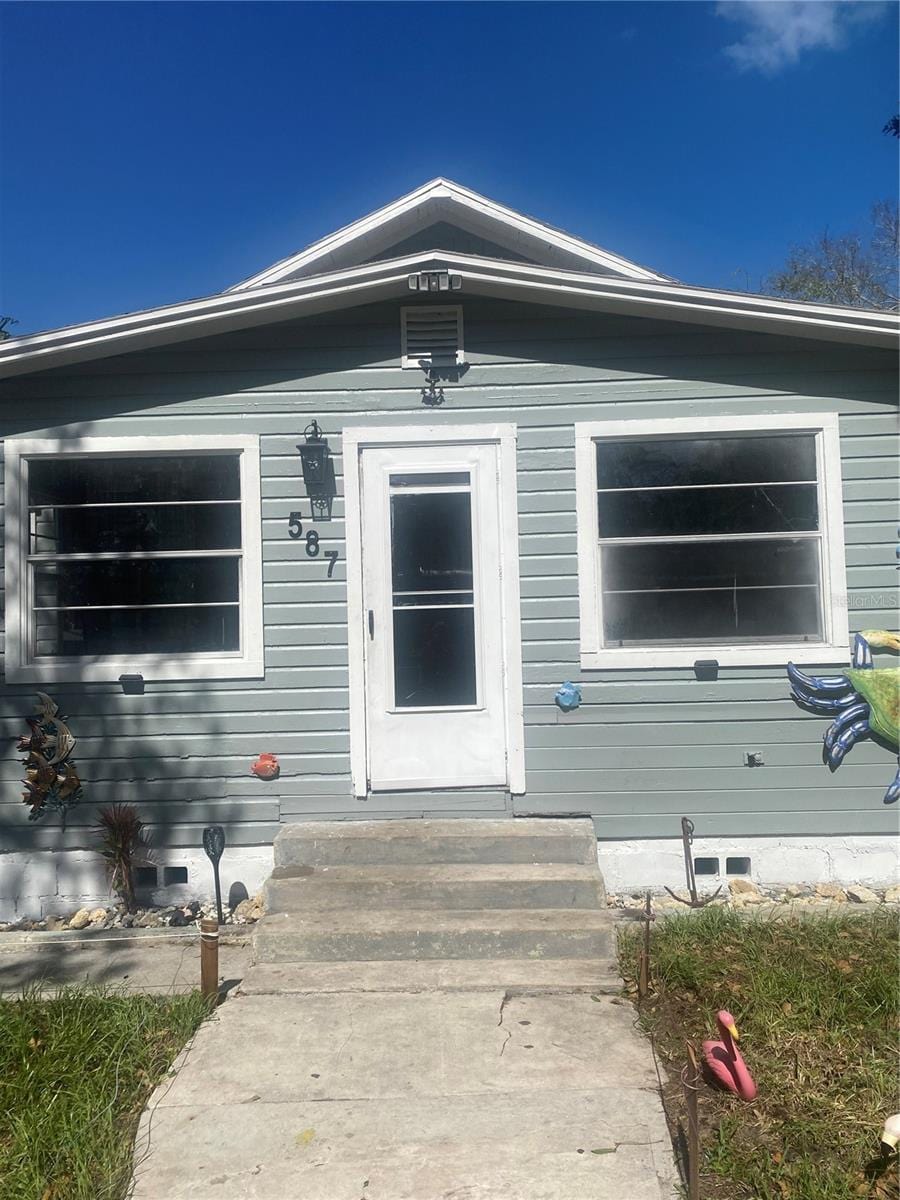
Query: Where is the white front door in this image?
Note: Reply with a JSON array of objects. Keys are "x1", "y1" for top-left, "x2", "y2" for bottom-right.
[{"x1": 359, "y1": 440, "x2": 509, "y2": 791}]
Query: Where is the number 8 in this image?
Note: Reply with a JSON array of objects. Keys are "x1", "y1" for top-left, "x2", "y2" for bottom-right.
[{"x1": 305, "y1": 530, "x2": 320, "y2": 557}]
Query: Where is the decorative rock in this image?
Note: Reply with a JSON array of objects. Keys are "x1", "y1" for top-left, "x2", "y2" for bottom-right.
[
  {"x1": 729, "y1": 878, "x2": 760, "y2": 896},
  {"x1": 846, "y1": 885, "x2": 880, "y2": 904},
  {"x1": 814, "y1": 883, "x2": 847, "y2": 902},
  {"x1": 120, "y1": 913, "x2": 135, "y2": 928},
  {"x1": 68, "y1": 908, "x2": 92, "y2": 930},
  {"x1": 883, "y1": 885, "x2": 900, "y2": 904},
  {"x1": 784, "y1": 883, "x2": 807, "y2": 898},
  {"x1": 137, "y1": 912, "x2": 162, "y2": 928},
  {"x1": 45, "y1": 915, "x2": 67, "y2": 931},
  {"x1": 169, "y1": 909, "x2": 191, "y2": 927},
  {"x1": 231, "y1": 894, "x2": 265, "y2": 924}
]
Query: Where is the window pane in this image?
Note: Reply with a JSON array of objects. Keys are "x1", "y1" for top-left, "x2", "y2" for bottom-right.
[
  {"x1": 34, "y1": 606, "x2": 239, "y2": 657},
  {"x1": 393, "y1": 607, "x2": 476, "y2": 707},
  {"x1": 28, "y1": 455, "x2": 240, "y2": 506},
  {"x1": 30, "y1": 503, "x2": 242, "y2": 554},
  {"x1": 601, "y1": 538, "x2": 820, "y2": 592},
  {"x1": 601, "y1": 539, "x2": 823, "y2": 643},
  {"x1": 598, "y1": 483, "x2": 819, "y2": 538},
  {"x1": 33, "y1": 557, "x2": 239, "y2": 609},
  {"x1": 596, "y1": 435, "x2": 817, "y2": 490},
  {"x1": 602, "y1": 587, "x2": 822, "y2": 645},
  {"x1": 391, "y1": 492, "x2": 473, "y2": 594}
]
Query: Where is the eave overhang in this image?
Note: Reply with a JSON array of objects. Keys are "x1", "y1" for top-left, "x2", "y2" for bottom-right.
[
  {"x1": 1, "y1": 251, "x2": 897, "y2": 380},
  {"x1": 226, "y1": 177, "x2": 672, "y2": 289}
]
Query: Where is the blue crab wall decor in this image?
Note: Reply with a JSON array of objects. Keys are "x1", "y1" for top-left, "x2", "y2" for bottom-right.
[{"x1": 787, "y1": 630, "x2": 900, "y2": 805}]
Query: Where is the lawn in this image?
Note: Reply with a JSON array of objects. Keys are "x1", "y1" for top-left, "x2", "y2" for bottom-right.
[
  {"x1": 0, "y1": 987, "x2": 209, "y2": 1200},
  {"x1": 619, "y1": 906, "x2": 900, "y2": 1200}
]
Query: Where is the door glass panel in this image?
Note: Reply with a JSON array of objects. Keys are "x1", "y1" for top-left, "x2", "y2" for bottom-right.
[
  {"x1": 389, "y1": 476, "x2": 477, "y2": 707},
  {"x1": 393, "y1": 608, "x2": 476, "y2": 706},
  {"x1": 391, "y1": 492, "x2": 473, "y2": 594},
  {"x1": 389, "y1": 472, "x2": 470, "y2": 489}
]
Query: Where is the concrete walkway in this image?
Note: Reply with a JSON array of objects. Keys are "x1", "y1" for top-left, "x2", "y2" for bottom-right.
[{"x1": 130, "y1": 986, "x2": 678, "y2": 1200}]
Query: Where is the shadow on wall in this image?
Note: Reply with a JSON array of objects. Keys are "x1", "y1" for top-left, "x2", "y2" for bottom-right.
[{"x1": 0, "y1": 416, "x2": 274, "y2": 917}]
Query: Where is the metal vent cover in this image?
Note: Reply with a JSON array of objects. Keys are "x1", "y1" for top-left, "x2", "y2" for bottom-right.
[{"x1": 400, "y1": 305, "x2": 464, "y2": 370}]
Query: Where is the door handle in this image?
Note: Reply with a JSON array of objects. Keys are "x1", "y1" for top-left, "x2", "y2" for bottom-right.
[{"x1": 368, "y1": 610, "x2": 375, "y2": 639}]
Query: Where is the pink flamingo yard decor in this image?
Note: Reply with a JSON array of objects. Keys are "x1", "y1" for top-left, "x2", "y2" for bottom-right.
[{"x1": 702, "y1": 1010, "x2": 757, "y2": 1100}]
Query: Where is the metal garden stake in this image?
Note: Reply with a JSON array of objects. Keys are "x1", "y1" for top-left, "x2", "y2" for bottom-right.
[
  {"x1": 202, "y1": 824, "x2": 226, "y2": 925},
  {"x1": 665, "y1": 817, "x2": 722, "y2": 908},
  {"x1": 638, "y1": 889, "x2": 652, "y2": 998},
  {"x1": 682, "y1": 1042, "x2": 702, "y2": 1200}
]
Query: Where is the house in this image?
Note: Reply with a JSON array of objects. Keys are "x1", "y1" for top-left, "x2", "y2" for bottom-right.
[{"x1": 1, "y1": 178, "x2": 897, "y2": 920}]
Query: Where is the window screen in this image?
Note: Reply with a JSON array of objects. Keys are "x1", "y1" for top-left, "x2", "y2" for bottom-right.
[
  {"x1": 595, "y1": 433, "x2": 825, "y2": 647},
  {"x1": 27, "y1": 454, "x2": 244, "y2": 658}
]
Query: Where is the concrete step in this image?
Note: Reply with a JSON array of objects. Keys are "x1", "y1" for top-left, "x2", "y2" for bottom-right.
[
  {"x1": 253, "y1": 908, "x2": 616, "y2": 963},
  {"x1": 274, "y1": 817, "x2": 598, "y2": 868},
  {"x1": 238, "y1": 957, "x2": 622, "y2": 995},
  {"x1": 265, "y1": 862, "x2": 606, "y2": 913}
]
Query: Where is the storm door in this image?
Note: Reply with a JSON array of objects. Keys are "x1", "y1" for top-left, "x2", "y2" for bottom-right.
[{"x1": 359, "y1": 442, "x2": 508, "y2": 791}]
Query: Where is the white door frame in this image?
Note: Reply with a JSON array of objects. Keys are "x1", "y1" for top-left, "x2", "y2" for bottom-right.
[{"x1": 344, "y1": 423, "x2": 525, "y2": 799}]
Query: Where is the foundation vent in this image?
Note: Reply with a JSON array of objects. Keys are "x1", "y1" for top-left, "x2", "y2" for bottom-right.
[{"x1": 693, "y1": 857, "x2": 719, "y2": 876}]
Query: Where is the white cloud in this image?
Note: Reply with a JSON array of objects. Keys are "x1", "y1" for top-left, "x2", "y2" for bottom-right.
[{"x1": 716, "y1": 1, "x2": 889, "y2": 74}]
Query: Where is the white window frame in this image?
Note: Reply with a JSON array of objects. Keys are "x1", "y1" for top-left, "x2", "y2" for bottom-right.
[
  {"x1": 4, "y1": 435, "x2": 264, "y2": 683},
  {"x1": 575, "y1": 413, "x2": 850, "y2": 669}
]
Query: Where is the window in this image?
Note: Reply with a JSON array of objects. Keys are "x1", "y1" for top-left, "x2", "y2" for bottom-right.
[
  {"x1": 575, "y1": 415, "x2": 849, "y2": 668},
  {"x1": 400, "y1": 306, "x2": 464, "y2": 369},
  {"x1": 5, "y1": 436, "x2": 263, "y2": 682}
]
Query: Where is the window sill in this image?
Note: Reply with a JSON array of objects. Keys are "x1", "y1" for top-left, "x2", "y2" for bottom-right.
[
  {"x1": 579, "y1": 642, "x2": 851, "y2": 671},
  {"x1": 4, "y1": 656, "x2": 265, "y2": 685}
]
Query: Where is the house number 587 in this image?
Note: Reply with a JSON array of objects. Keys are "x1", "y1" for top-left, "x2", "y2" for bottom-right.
[{"x1": 287, "y1": 511, "x2": 339, "y2": 577}]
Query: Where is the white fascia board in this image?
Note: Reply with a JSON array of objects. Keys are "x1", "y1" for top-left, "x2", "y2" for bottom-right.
[
  {"x1": 227, "y1": 177, "x2": 670, "y2": 291},
  {"x1": 1, "y1": 250, "x2": 897, "y2": 380}
]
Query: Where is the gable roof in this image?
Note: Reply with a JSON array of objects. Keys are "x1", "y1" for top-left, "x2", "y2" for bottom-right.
[
  {"x1": 227, "y1": 177, "x2": 672, "y2": 290},
  {"x1": 0, "y1": 180, "x2": 897, "y2": 379}
]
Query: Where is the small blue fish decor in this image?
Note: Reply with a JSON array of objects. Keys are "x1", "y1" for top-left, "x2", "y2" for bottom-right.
[{"x1": 554, "y1": 681, "x2": 582, "y2": 712}]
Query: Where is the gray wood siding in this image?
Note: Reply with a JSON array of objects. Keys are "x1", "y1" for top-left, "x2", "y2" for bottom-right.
[{"x1": 1, "y1": 298, "x2": 897, "y2": 851}]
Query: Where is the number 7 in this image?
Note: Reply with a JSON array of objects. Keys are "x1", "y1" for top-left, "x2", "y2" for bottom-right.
[{"x1": 325, "y1": 550, "x2": 339, "y2": 578}]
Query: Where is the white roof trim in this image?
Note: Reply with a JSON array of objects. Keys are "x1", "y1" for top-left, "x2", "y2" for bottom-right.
[
  {"x1": 1, "y1": 250, "x2": 896, "y2": 378},
  {"x1": 227, "y1": 177, "x2": 671, "y2": 290}
]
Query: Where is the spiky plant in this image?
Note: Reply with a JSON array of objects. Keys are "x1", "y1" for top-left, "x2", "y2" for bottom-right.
[{"x1": 95, "y1": 804, "x2": 150, "y2": 913}]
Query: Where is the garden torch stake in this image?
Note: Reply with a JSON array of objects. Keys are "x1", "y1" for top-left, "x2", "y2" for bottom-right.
[
  {"x1": 200, "y1": 918, "x2": 219, "y2": 1004},
  {"x1": 202, "y1": 825, "x2": 226, "y2": 925}
]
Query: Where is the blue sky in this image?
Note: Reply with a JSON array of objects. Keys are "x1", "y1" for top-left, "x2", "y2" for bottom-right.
[{"x1": 1, "y1": 1, "x2": 897, "y2": 334}]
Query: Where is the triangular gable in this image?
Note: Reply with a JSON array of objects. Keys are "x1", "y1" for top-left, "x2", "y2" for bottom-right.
[{"x1": 228, "y1": 177, "x2": 672, "y2": 291}]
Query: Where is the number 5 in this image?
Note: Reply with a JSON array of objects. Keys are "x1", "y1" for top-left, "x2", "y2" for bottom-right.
[{"x1": 288, "y1": 511, "x2": 303, "y2": 539}]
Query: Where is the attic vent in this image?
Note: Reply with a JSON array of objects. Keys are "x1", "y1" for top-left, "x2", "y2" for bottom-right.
[{"x1": 401, "y1": 306, "x2": 464, "y2": 370}]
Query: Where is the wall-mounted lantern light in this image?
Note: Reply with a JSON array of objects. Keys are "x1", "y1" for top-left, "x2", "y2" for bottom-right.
[
  {"x1": 298, "y1": 420, "x2": 328, "y2": 486},
  {"x1": 297, "y1": 420, "x2": 335, "y2": 518}
]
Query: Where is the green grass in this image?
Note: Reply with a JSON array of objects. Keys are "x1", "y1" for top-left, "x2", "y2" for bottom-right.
[
  {"x1": 0, "y1": 987, "x2": 210, "y2": 1200},
  {"x1": 619, "y1": 906, "x2": 900, "y2": 1200}
]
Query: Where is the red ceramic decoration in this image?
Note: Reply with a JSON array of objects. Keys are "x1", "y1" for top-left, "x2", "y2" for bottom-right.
[{"x1": 251, "y1": 753, "x2": 279, "y2": 780}]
